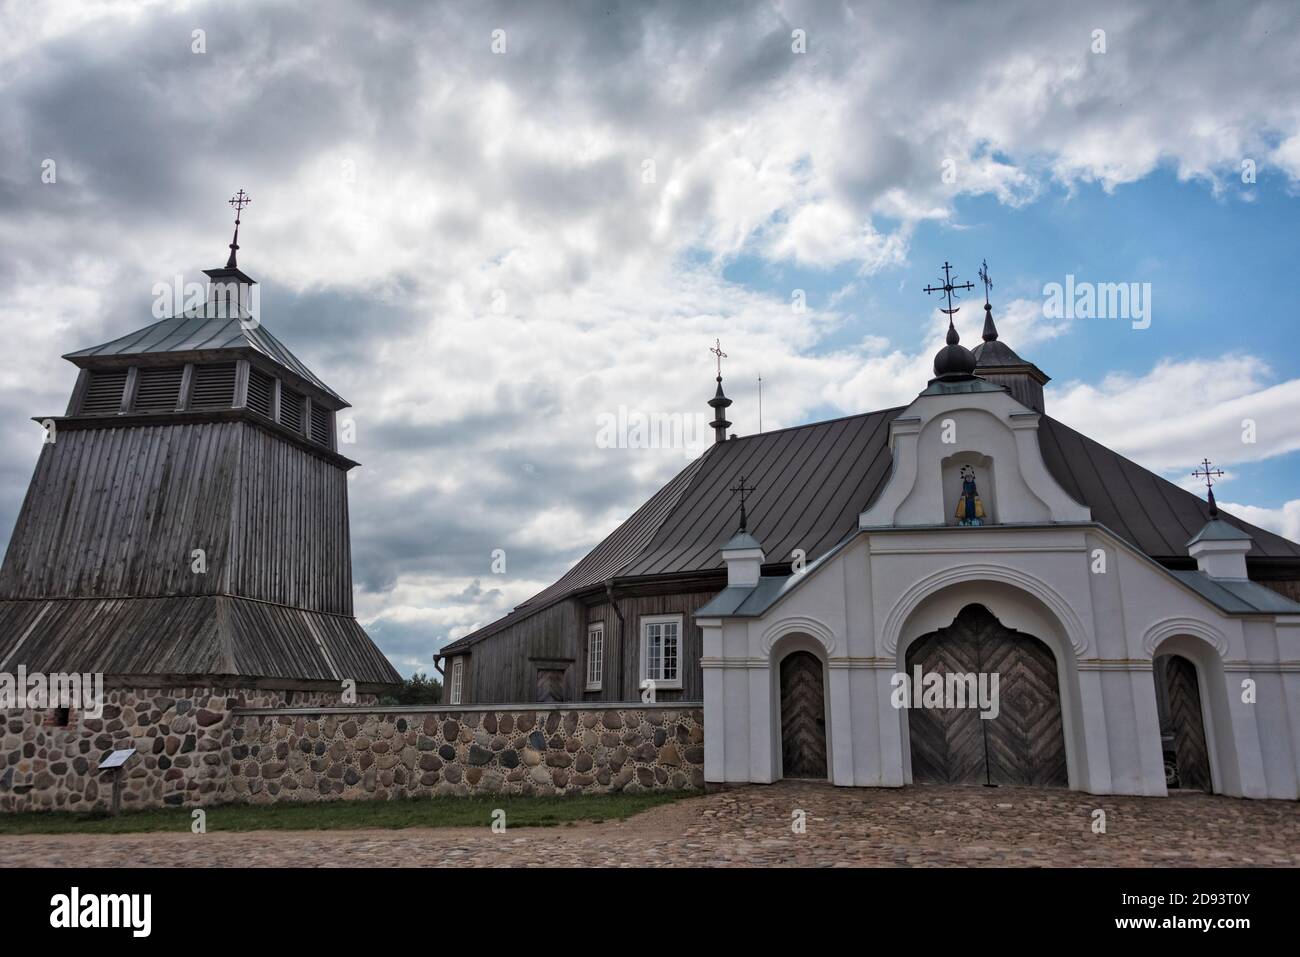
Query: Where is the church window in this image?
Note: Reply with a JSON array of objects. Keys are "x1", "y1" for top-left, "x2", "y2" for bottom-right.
[
  {"x1": 640, "y1": 615, "x2": 682, "y2": 689},
  {"x1": 449, "y1": 657, "x2": 464, "y2": 705},
  {"x1": 586, "y1": 623, "x2": 604, "y2": 691}
]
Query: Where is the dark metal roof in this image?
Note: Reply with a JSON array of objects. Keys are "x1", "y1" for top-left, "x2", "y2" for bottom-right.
[
  {"x1": 0, "y1": 597, "x2": 401, "y2": 687},
  {"x1": 445, "y1": 403, "x2": 1300, "y2": 654},
  {"x1": 1035, "y1": 416, "x2": 1300, "y2": 560},
  {"x1": 64, "y1": 312, "x2": 344, "y2": 404}
]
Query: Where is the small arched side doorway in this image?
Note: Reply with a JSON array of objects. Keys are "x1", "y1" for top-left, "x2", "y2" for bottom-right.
[
  {"x1": 905, "y1": 603, "x2": 1068, "y2": 787},
  {"x1": 1153, "y1": 654, "x2": 1212, "y2": 792},
  {"x1": 779, "y1": 650, "x2": 827, "y2": 779}
]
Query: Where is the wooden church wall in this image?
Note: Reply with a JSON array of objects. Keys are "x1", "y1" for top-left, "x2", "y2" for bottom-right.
[
  {"x1": 0, "y1": 423, "x2": 240, "y2": 600},
  {"x1": 0, "y1": 421, "x2": 354, "y2": 616},
  {"x1": 230, "y1": 425, "x2": 353, "y2": 614},
  {"x1": 595, "y1": 591, "x2": 713, "y2": 703},
  {"x1": 460, "y1": 599, "x2": 582, "y2": 704},
  {"x1": 455, "y1": 588, "x2": 716, "y2": 705}
]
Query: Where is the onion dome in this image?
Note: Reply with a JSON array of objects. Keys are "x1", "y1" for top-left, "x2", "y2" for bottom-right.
[{"x1": 933, "y1": 320, "x2": 977, "y2": 379}]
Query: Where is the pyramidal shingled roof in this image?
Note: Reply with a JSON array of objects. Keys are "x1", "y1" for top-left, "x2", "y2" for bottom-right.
[{"x1": 64, "y1": 311, "x2": 345, "y2": 404}]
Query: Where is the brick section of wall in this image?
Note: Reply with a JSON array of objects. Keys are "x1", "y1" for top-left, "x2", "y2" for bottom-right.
[
  {"x1": 0, "y1": 686, "x2": 369, "y2": 813},
  {"x1": 227, "y1": 705, "x2": 705, "y2": 801}
]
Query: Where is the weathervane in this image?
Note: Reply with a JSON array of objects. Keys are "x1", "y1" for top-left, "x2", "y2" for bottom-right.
[
  {"x1": 1192, "y1": 458, "x2": 1226, "y2": 517},
  {"x1": 226, "y1": 188, "x2": 251, "y2": 269},
  {"x1": 710, "y1": 338, "x2": 727, "y2": 380},
  {"x1": 978, "y1": 258, "x2": 993, "y2": 306},
  {"x1": 923, "y1": 260, "x2": 975, "y2": 318},
  {"x1": 729, "y1": 474, "x2": 756, "y2": 533}
]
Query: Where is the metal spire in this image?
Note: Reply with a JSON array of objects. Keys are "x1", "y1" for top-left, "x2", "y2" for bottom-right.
[
  {"x1": 707, "y1": 339, "x2": 732, "y2": 443},
  {"x1": 226, "y1": 189, "x2": 251, "y2": 269},
  {"x1": 729, "y1": 475, "x2": 756, "y2": 533},
  {"x1": 1192, "y1": 458, "x2": 1226, "y2": 517}
]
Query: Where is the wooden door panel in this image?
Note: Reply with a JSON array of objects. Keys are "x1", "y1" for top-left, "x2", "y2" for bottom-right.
[
  {"x1": 780, "y1": 651, "x2": 827, "y2": 779},
  {"x1": 906, "y1": 604, "x2": 1067, "y2": 788},
  {"x1": 1158, "y1": 654, "x2": 1212, "y2": 792},
  {"x1": 905, "y1": 629, "x2": 986, "y2": 784}
]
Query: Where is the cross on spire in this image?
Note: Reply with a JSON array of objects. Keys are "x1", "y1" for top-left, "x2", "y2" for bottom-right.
[
  {"x1": 978, "y1": 258, "x2": 993, "y2": 306},
  {"x1": 923, "y1": 261, "x2": 975, "y2": 318},
  {"x1": 226, "y1": 188, "x2": 251, "y2": 269},
  {"x1": 710, "y1": 338, "x2": 727, "y2": 381},
  {"x1": 1192, "y1": 457, "x2": 1226, "y2": 516},
  {"x1": 729, "y1": 474, "x2": 756, "y2": 533}
]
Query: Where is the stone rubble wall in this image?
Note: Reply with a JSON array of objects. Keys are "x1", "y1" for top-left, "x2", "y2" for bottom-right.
[
  {"x1": 0, "y1": 686, "x2": 370, "y2": 813},
  {"x1": 228, "y1": 705, "x2": 706, "y2": 801}
]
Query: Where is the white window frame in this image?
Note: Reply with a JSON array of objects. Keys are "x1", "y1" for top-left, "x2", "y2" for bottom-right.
[
  {"x1": 449, "y1": 657, "x2": 464, "y2": 705},
  {"x1": 639, "y1": 614, "x2": 683, "y2": 690},
  {"x1": 586, "y1": 622, "x2": 604, "y2": 691}
]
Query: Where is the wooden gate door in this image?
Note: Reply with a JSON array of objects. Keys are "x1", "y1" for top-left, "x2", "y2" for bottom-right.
[
  {"x1": 906, "y1": 604, "x2": 1067, "y2": 787},
  {"x1": 1154, "y1": 654, "x2": 1212, "y2": 792},
  {"x1": 780, "y1": 651, "x2": 827, "y2": 779}
]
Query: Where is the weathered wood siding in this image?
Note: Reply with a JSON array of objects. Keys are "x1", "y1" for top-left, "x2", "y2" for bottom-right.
[
  {"x1": 0, "y1": 424, "x2": 239, "y2": 600},
  {"x1": 0, "y1": 421, "x2": 353, "y2": 614},
  {"x1": 589, "y1": 591, "x2": 714, "y2": 703},
  {"x1": 459, "y1": 599, "x2": 582, "y2": 705},
  {"x1": 231, "y1": 424, "x2": 353, "y2": 614},
  {"x1": 456, "y1": 588, "x2": 717, "y2": 705}
]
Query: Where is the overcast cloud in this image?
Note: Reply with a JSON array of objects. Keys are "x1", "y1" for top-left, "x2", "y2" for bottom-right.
[{"x1": 3, "y1": 1, "x2": 1300, "y2": 673}]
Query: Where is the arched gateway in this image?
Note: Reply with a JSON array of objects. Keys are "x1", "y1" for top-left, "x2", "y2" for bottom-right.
[{"x1": 905, "y1": 604, "x2": 1068, "y2": 787}]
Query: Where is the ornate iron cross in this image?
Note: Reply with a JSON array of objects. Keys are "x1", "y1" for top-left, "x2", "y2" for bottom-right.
[
  {"x1": 225, "y1": 189, "x2": 251, "y2": 269},
  {"x1": 924, "y1": 261, "x2": 975, "y2": 316},
  {"x1": 710, "y1": 338, "x2": 727, "y2": 379},
  {"x1": 228, "y1": 188, "x2": 251, "y2": 222},
  {"x1": 1192, "y1": 457, "x2": 1225, "y2": 516},
  {"x1": 978, "y1": 258, "x2": 993, "y2": 306},
  {"x1": 729, "y1": 474, "x2": 755, "y2": 533}
]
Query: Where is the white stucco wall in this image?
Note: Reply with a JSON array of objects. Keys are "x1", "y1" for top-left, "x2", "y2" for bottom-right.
[{"x1": 700, "y1": 383, "x2": 1300, "y2": 800}]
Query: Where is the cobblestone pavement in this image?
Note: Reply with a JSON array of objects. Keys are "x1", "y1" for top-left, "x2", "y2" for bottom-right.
[{"x1": 4, "y1": 782, "x2": 1297, "y2": 867}]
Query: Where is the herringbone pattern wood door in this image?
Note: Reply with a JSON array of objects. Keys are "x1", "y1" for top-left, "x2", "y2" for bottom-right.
[
  {"x1": 906, "y1": 604, "x2": 1067, "y2": 787},
  {"x1": 780, "y1": 651, "x2": 827, "y2": 778},
  {"x1": 905, "y1": 628, "x2": 987, "y2": 784},
  {"x1": 1156, "y1": 654, "x2": 1212, "y2": 792}
]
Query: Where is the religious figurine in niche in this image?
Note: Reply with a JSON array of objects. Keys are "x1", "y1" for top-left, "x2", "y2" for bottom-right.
[{"x1": 955, "y1": 465, "x2": 986, "y2": 526}]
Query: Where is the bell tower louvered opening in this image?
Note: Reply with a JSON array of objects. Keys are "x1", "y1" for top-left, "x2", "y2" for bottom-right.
[
  {"x1": 80, "y1": 369, "x2": 128, "y2": 415},
  {"x1": 133, "y1": 366, "x2": 185, "y2": 413},
  {"x1": 189, "y1": 362, "x2": 238, "y2": 410},
  {"x1": 280, "y1": 387, "x2": 305, "y2": 433},
  {"x1": 246, "y1": 366, "x2": 274, "y2": 419},
  {"x1": 309, "y1": 403, "x2": 332, "y2": 447}
]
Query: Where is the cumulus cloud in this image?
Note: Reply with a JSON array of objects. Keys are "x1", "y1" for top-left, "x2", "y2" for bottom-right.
[{"x1": 3, "y1": 1, "x2": 1300, "y2": 673}]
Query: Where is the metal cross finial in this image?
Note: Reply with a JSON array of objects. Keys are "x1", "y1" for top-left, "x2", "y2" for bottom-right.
[
  {"x1": 710, "y1": 338, "x2": 728, "y2": 380},
  {"x1": 978, "y1": 258, "x2": 993, "y2": 306},
  {"x1": 729, "y1": 474, "x2": 756, "y2": 533},
  {"x1": 229, "y1": 188, "x2": 251, "y2": 220},
  {"x1": 225, "y1": 189, "x2": 251, "y2": 269},
  {"x1": 1192, "y1": 457, "x2": 1226, "y2": 517},
  {"x1": 923, "y1": 261, "x2": 975, "y2": 317}
]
